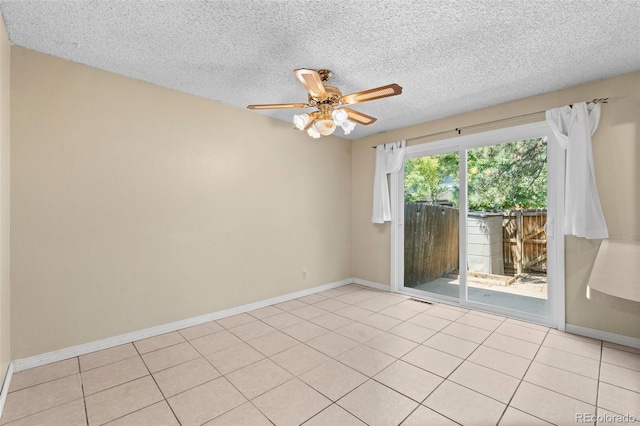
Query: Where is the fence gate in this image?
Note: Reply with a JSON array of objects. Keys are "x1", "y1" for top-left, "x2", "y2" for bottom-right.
[{"x1": 502, "y1": 209, "x2": 547, "y2": 274}]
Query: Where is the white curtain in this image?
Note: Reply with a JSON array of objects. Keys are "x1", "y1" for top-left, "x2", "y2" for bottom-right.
[
  {"x1": 545, "y1": 102, "x2": 608, "y2": 239},
  {"x1": 372, "y1": 140, "x2": 406, "y2": 223}
]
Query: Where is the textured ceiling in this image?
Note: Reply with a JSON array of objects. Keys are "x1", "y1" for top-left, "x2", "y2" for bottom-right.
[{"x1": 1, "y1": 0, "x2": 639, "y2": 139}]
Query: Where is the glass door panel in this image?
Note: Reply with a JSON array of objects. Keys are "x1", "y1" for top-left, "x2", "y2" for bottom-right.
[
  {"x1": 465, "y1": 138, "x2": 548, "y2": 316},
  {"x1": 403, "y1": 151, "x2": 460, "y2": 301}
]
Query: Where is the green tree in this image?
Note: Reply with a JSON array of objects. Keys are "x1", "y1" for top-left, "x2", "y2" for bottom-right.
[{"x1": 403, "y1": 138, "x2": 547, "y2": 211}]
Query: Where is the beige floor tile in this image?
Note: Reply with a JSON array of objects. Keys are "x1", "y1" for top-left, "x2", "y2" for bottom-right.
[
  {"x1": 203, "y1": 402, "x2": 272, "y2": 426},
  {"x1": 600, "y1": 362, "x2": 640, "y2": 393},
  {"x1": 495, "y1": 321, "x2": 548, "y2": 344},
  {"x1": 9, "y1": 358, "x2": 79, "y2": 392},
  {"x1": 401, "y1": 405, "x2": 458, "y2": 426},
  {"x1": 455, "y1": 312, "x2": 503, "y2": 331},
  {"x1": 85, "y1": 376, "x2": 163, "y2": 426},
  {"x1": 467, "y1": 345, "x2": 531, "y2": 378},
  {"x1": 309, "y1": 312, "x2": 353, "y2": 330},
  {"x1": 206, "y1": 342, "x2": 264, "y2": 374},
  {"x1": 601, "y1": 346, "x2": 640, "y2": 371},
  {"x1": 335, "y1": 290, "x2": 381, "y2": 304},
  {"x1": 247, "y1": 305, "x2": 285, "y2": 320},
  {"x1": 334, "y1": 306, "x2": 373, "y2": 321},
  {"x1": 594, "y1": 408, "x2": 636, "y2": 425},
  {"x1": 424, "y1": 306, "x2": 465, "y2": 321},
  {"x1": 216, "y1": 313, "x2": 256, "y2": 329},
  {"x1": 336, "y1": 345, "x2": 396, "y2": 377},
  {"x1": 504, "y1": 318, "x2": 550, "y2": 333},
  {"x1": 378, "y1": 305, "x2": 420, "y2": 321},
  {"x1": 247, "y1": 330, "x2": 299, "y2": 357},
  {"x1": 356, "y1": 298, "x2": 392, "y2": 312},
  {"x1": 133, "y1": 332, "x2": 185, "y2": 354},
  {"x1": 270, "y1": 344, "x2": 330, "y2": 376},
  {"x1": 289, "y1": 305, "x2": 328, "y2": 320},
  {"x1": 338, "y1": 379, "x2": 418, "y2": 426},
  {"x1": 260, "y1": 312, "x2": 304, "y2": 329},
  {"x1": 106, "y1": 401, "x2": 179, "y2": 426},
  {"x1": 394, "y1": 299, "x2": 432, "y2": 313},
  {"x1": 598, "y1": 382, "x2": 640, "y2": 419},
  {"x1": 334, "y1": 322, "x2": 382, "y2": 343},
  {"x1": 424, "y1": 380, "x2": 506, "y2": 426},
  {"x1": 534, "y1": 345, "x2": 600, "y2": 379},
  {"x1": 167, "y1": 377, "x2": 247, "y2": 426},
  {"x1": 449, "y1": 361, "x2": 520, "y2": 403},
  {"x1": 312, "y1": 298, "x2": 351, "y2": 312},
  {"x1": 304, "y1": 404, "x2": 366, "y2": 426},
  {"x1": 228, "y1": 321, "x2": 276, "y2": 341},
  {"x1": 153, "y1": 357, "x2": 220, "y2": 398},
  {"x1": 388, "y1": 322, "x2": 437, "y2": 343},
  {"x1": 282, "y1": 321, "x2": 329, "y2": 342},
  {"x1": 424, "y1": 332, "x2": 479, "y2": 358},
  {"x1": 499, "y1": 407, "x2": 552, "y2": 425},
  {"x1": 370, "y1": 293, "x2": 408, "y2": 306},
  {"x1": 510, "y1": 381, "x2": 595, "y2": 426},
  {"x1": 401, "y1": 345, "x2": 463, "y2": 378},
  {"x1": 274, "y1": 299, "x2": 308, "y2": 311},
  {"x1": 299, "y1": 359, "x2": 368, "y2": 401},
  {"x1": 374, "y1": 360, "x2": 443, "y2": 403},
  {"x1": 483, "y1": 332, "x2": 540, "y2": 359},
  {"x1": 225, "y1": 359, "x2": 293, "y2": 399},
  {"x1": 141, "y1": 342, "x2": 201, "y2": 373},
  {"x1": 468, "y1": 310, "x2": 506, "y2": 321},
  {"x1": 360, "y1": 313, "x2": 403, "y2": 331},
  {"x1": 82, "y1": 356, "x2": 149, "y2": 396},
  {"x1": 0, "y1": 399, "x2": 86, "y2": 426},
  {"x1": 524, "y1": 361, "x2": 598, "y2": 404},
  {"x1": 407, "y1": 313, "x2": 452, "y2": 331},
  {"x1": 542, "y1": 333, "x2": 601, "y2": 360},
  {"x1": 190, "y1": 330, "x2": 242, "y2": 355},
  {"x1": 307, "y1": 331, "x2": 359, "y2": 357},
  {"x1": 364, "y1": 332, "x2": 418, "y2": 358},
  {"x1": 253, "y1": 378, "x2": 331, "y2": 425},
  {"x1": 435, "y1": 303, "x2": 468, "y2": 313},
  {"x1": 79, "y1": 344, "x2": 138, "y2": 372},
  {"x1": 603, "y1": 341, "x2": 640, "y2": 355},
  {"x1": 178, "y1": 321, "x2": 224, "y2": 340},
  {"x1": 317, "y1": 286, "x2": 358, "y2": 298},
  {"x1": 440, "y1": 321, "x2": 492, "y2": 344},
  {"x1": 548, "y1": 328, "x2": 601, "y2": 344},
  {"x1": 296, "y1": 294, "x2": 328, "y2": 305},
  {"x1": 1, "y1": 375, "x2": 83, "y2": 424}
]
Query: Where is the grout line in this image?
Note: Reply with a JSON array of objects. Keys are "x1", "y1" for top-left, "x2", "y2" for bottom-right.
[{"x1": 78, "y1": 357, "x2": 89, "y2": 426}]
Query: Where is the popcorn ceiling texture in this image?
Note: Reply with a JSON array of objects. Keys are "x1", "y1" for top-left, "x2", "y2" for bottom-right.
[{"x1": 0, "y1": 0, "x2": 638, "y2": 139}]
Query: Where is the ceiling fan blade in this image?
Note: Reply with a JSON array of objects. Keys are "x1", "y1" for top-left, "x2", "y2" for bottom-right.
[
  {"x1": 294, "y1": 69, "x2": 327, "y2": 99},
  {"x1": 340, "y1": 83, "x2": 403, "y2": 105},
  {"x1": 247, "y1": 103, "x2": 310, "y2": 110},
  {"x1": 341, "y1": 108, "x2": 377, "y2": 125}
]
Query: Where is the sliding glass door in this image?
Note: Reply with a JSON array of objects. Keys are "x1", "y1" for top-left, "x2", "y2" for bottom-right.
[{"x1": 394, "y1": 122, "x2": 563, "y2": 327}]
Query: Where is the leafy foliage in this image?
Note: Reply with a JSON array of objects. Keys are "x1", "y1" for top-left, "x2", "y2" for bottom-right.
[{"x1": 404, "y1": 138, "x2": 547, "y2": 211}]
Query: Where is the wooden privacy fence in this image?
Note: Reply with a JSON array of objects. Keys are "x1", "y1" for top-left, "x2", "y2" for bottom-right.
[
  {"x1": 404, "y1": 204, "x2": 547, "y2": 285},
  {"x1": 502, "y1": 209, "x2": 547, "y2": 274},
  {"x1": 404, "y1": 203, "x2": 459, "y2": 286}
]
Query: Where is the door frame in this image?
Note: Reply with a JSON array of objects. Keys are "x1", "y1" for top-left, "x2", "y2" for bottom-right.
[{"x1": 390, "y1": 121, "x2": 565, "y2": 330}]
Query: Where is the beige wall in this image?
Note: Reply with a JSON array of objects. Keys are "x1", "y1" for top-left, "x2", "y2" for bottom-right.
[
  {"x1": 10, "y1": 47, "x2": 352, "y2": 359},
  {"x1": 0, "y1": 13, "x2": 10, "y2": 383},
  {"x1": 352, "y1": 71, "x2": 640, "y2": 339}
]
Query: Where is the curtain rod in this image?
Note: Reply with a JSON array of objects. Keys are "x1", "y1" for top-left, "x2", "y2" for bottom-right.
[{"x1": 371, "y1": 98, "x2": 608, "y2": 148}]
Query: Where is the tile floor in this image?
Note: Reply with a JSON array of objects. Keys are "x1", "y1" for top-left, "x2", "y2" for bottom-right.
[{"x1": 1, "y1": 284, "x2": 639, "y2": 426}]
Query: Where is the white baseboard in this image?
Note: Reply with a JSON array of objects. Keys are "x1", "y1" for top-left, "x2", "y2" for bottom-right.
[
  {"x1": 13, "y1": 278, "x2": 353, "y2": 372},
  {"x1": 0, "y1": 362, "x2": 14, "y2": 420},
  {"x1": 352, "y1": 278, "x2": 390, "y2": 291},
  {"x1": 565, "y1": 324, "x2": 640, "y2": 349}
]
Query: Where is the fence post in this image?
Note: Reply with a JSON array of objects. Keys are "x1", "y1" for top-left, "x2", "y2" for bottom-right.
[{"x1": 515, "y1": 209, "x2": 523, "y2": 275}]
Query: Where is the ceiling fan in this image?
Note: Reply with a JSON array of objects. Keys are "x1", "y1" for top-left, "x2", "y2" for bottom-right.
[{"x1": 247, "y1": 69, "x2": 403, "y2": 138}]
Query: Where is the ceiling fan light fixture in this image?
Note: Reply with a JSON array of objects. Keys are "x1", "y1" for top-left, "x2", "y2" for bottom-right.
[
  {"x1": 341, "y1": 120, "x2": 356, "y2": 135},
  {"x1": 307, "y1": 126, "x2": 321, "y2": 138},
  {"x1": 314, "y1": 119, "x2": 336, "y2": 136},
  {"x1": 332, "y1": 109, "x2": 348, "y2": 124},
  {"x1": 293, "y1": 113, "x2": 310, "y2": 130}
]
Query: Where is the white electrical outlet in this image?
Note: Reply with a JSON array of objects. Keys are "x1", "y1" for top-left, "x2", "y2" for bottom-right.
[{"x1": 302, "y1": 270, "x2": 308, "y2": 280}]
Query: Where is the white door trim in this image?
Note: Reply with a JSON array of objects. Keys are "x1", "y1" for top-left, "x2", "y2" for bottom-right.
[{"x1": 391, "y1": 121, "x2": 565, "y2": 330}]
